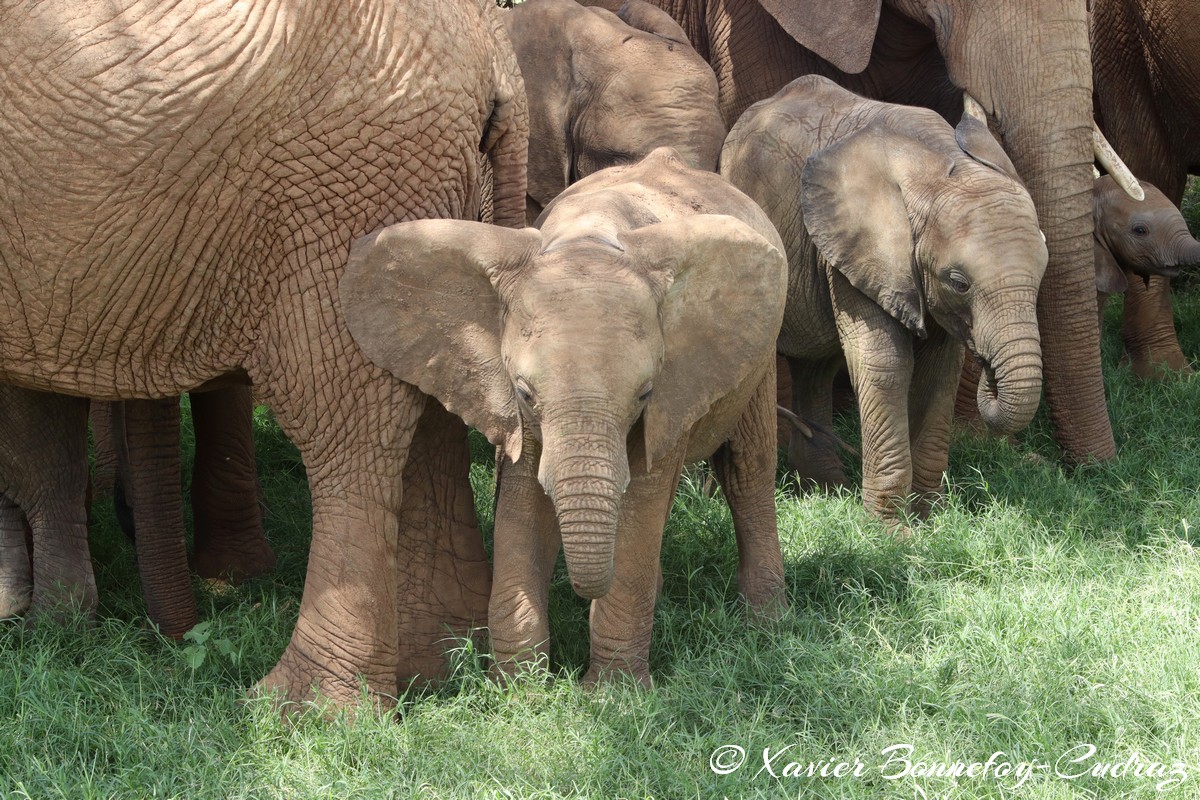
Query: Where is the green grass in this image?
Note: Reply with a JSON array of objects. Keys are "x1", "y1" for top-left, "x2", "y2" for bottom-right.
[{"x1": 4, "y1": 290, "x2": 1200, "y2": 799}]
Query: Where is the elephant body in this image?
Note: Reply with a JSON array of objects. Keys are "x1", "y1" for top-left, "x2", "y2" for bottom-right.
[
  {"x1": 342, "y1": 147, "x2": 788, "y2": 686},
  {"x1": 0, "y1": 0, "x2": 528, "y2": 708},
  {"x1": 503, "y1": 0, "x2": 725, "y2": 223},
  {"x1": 1092, "y1": 0, "x2": 1200, "y2": 377},
  {"x1": 582, "y1": 0, "x2": 1142, "y2": 465},
  {"x1": 1094, "y1": 177, "x2": 1200, "y2": 329},
  {"x1": 722, "y1": 76, "x2": 1047, "y2": 521}
]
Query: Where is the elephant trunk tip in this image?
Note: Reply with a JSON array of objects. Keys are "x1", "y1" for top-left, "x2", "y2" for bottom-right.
[{"x1": 975, "y1": 353, "x2": 1042, "y2": 436}]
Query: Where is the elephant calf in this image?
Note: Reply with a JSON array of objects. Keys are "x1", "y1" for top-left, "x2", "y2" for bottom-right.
[
  {"x1": 722, "y1": 75, "x2": 1049, "y2": 523},
  {"x1": 341, "y1": 147, "x2": 788, "y2": 687},
  {"x1": 502, "y1": 0, "x2": 725, "y2": 223},
  {"x1": 1093, "y1": 175, "x2": 1200, "y2": 331}
]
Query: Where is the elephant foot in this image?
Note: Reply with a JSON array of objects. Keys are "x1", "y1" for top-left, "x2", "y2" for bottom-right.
[
  {"x1": 190, "y1": 533, "x2": 277, "y2": 583},
  {"x1": 254, "y1": 637, "x2": 398, "y2": 718},
  {"x1": 1121, "y1": 351, "x2": 1194, "y2": 380},
  {"x1": 738, "y1": 571, "x2": 788, "y2": 622},
  {"x1": 27, "y1": 578, "x2": 98, "y2": 626},
  {"x1": 582, "y1": 661, "x2": 654, "y2": 690},
  {"x1": 0, "y1": 579, "x2": 32, "y2": 619}
]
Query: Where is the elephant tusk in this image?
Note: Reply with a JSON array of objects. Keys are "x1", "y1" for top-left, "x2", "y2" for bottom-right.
[
  {"x1": 1093, "y1": 124, "x2": 1144, "y2": 201},
  {"x1": 962, "y1": 92, "x2": 988, "y2": 124},
  {"x1": 1092, "y1": 165, "x2": 1101, "y2": 180}
]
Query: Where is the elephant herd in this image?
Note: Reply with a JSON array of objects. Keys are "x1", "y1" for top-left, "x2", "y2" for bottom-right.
[{"x1": 0, "y1": 0, "x2": 1198, "y2": 711}]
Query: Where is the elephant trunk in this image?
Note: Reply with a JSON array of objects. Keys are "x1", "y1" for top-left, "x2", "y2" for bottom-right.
[
  {"x1": 483, "y1": 8, "x2": 530, "y2": 230},
  {"x1": 538, "y1": 413, "x2": 630, "y2": 599},
  {"x1": 975, "y1": 317, "x2": 1044, "y2": 436},
  {"x1": 1166, "y1": 232, "x2": 1200, "y2": 274}
]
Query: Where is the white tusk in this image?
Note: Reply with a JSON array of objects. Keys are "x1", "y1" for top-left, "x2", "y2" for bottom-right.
[
  {"x1": 1092, "y1": 165, "x2": 1101, "y2": 180},
  {"x1": 1040, "y1": 230, "x2": 1046, "y2": 243},
  {"x1": 1093, "y1": 124, "x2": 1144, "y2": 201},
  {"x1": 963, "y1": 92, "x2": 988, "y2": 123}
]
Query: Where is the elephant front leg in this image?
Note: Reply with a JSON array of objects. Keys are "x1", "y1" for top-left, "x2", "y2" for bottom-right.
[
  {"x1": 488, "y1": 438, "x2": 560, "y2": 680},
  {"x1": 0, "y1": 496, "x2": 32, "y2": 619},
  {"x1": 834, "y1": 289, "x2": 915, "y2": 525},
  {"x1": 1120, "y1": 275, "x2": 1192, "y2": 378},
  {"x1": 394, "y1": 397, "x2": 492, "y2": 688},
  {"x1": 189, "y1": 386, "x2": 275, "y2": 583},
  {"x1": 584, "y1": 445, "x2": 685, "y2": 688},
  {"x1": 908, "y1": 333, "x2": 965, "y2": 518},
  {"x1": 711, "y1": 364, "x2": 787, "y2": 618}
]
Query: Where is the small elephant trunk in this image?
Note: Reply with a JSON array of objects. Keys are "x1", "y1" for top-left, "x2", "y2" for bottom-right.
[
  {"x1": 975, "y1": 319, "x2": 1044, "y2": 436},
  {"x1": 538, "y1": 415, "x2": 630, "y2": 599}
]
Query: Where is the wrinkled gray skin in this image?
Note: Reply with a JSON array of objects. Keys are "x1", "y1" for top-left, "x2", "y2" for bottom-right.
[
  {"x1": 722, "y1": 76, "x2": 1048, "y2": 522},
  {"x1": 0, "y1": 0, "x2": 527, "y2": 710},
  {"x1": 504, "y1": 0, "x2": 725, "y2": 223},
  {"x1": 342, "y1": 148, "x2": 788, "y2": 687},
  {"x1": 1094, "y1": 176, "x2": 1200, "y2": 330},
  {"x1": 0, "y1": 387, "x2": 270, "y2": 638}
]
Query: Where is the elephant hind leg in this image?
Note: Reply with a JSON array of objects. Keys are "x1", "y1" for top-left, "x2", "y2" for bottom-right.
[{"x1": 785, "y1": 355, "x2": 849, "y2": 492}]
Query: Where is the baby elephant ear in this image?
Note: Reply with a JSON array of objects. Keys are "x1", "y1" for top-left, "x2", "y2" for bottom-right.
[
  {"x1": 954, "y1": 115, "x2": 1023, "y2": 185},
  {"x1": 340, "y1": 220, "x2": 542, "y2": 461},
  {"x1": 801, "y1": 124, "x2": 926, "y2": 336},
  {"x1": 1093, "y1": 240, "x2": 1128, "y2": 294},
  {"x1": 619, "y1": 214, "x2": 787, "y2": 471}
]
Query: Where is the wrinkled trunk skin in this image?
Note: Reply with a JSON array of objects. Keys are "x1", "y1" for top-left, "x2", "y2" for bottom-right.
[
  {"x1": 974, "y1": 318, "x2": 1044, "y2": 436},
  {"x1": 538, "y1": 415, "x2": 629, "y2": 600}
]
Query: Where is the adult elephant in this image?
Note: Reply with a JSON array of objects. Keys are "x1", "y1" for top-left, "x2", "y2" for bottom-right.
[
  {"x1": 1092, "y1": 0, "x2": 1200, "y2": 377},
  {"x1": 0, "y1": 0, "x2": 526, "y2": 709},
  {"x1": 583, "y1": 0, "x2": 1141, "y2": 463}
]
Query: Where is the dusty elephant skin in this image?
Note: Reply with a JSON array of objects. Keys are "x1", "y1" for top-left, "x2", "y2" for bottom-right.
[
  {"x1": 722, "y1": 76, "x2": 1048, "y2": 522},
  {"x1": 502, "y1": 0, "x2": 725, "y2": 223},
  {"x1": 1093, "y1": 177, "x2": 1200, "y2": 329},
  {"x1": 579, "y1": 0, "x2": 1141, "y2": 465},
  {"x1": 342, "y1": 148, "x2": 788, "y2": 687},
  {"x1": 0, "y1": 0, "x2": 528, "y2": 710},
  {"x1": 1092, "y1": 0, "x2": 1200, "y2": 378}
]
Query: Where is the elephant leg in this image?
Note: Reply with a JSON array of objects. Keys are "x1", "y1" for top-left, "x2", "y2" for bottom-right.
[
  {"x1": 785, "y1": 355, "x2": 849, "y2": 490},
  {"x1": 1120, "y1": 275, "x2": 1192, "y2": 378},
  {"x1": 711, "y1": 364, "x2": 786, "y2": 617},
  {"x1": 189, "y1": 386, "x2": 275, "y2": 582},
  {"x1": 250, "y1": 301, "x2": 426, "y2": 710},
  {"x1": 394, "y1": 396, "x2": 492, "y2": 688},
  {"x1": 583, "y1": 443, "x2": 686, "y2": 689},
  {"x1": 121, "y1": 398, "x2": 198, "y2": 639},
  {"x1": 833, "y1": 282, "x2": 914, "y2": 524},
  {"x1": 774, "y1": 353, "x2": 792, "y2": 450},
  {"x1": 908, "y1": 334, "x2": 965, "y2": 518},
  {"x1": 88, "y1": 401, "x2": 119, "y2": 499},
  {"x1": 0, "y1": 495, "x2": 32, "y2": 619},
  {"x1": 1, "y1": 391, "x2": 96, "y2": 620},
  {"x1": 952, "y1": 352, "x2": 984, "y2": 426},
  {"x1": 488, "y1": 438, "x2": 561, "y2": 678}
]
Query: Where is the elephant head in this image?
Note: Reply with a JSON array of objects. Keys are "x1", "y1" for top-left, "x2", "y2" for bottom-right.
[
  {"x1": 503, "y1": 0, "x2": 725, "y2": 221},
  {"x1": 1093, "y1": 176, "x2": 1200, "y2": 292},
  {"x1": 800, "y1": 113, "x2": 1049, "y2": 434},
  {"x1": 340, "y1": 212, "x2": 783, "y2": 598}
]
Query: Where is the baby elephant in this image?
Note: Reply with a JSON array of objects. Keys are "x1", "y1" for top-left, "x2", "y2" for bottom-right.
[
  {"x1": 503, "y1": 0, "x2": 725, "y2": 223},
  {"x1": 722, "y1": 75, "x2": 1048, "y2": 522},
  {"x1": 341, "y1": 147, "x2": 788, "y2": 686},
  {"x1": 1094, "y1": 175, "x2": 1200, "y2": 330}
]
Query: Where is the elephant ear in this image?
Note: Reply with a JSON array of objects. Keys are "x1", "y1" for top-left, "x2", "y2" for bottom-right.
[
  {"x1": 756, "y1": 0, "x2": 881, "y2": 74},
  {"x1": 617, "y1": 0, "x2": 691, "y2": 46},
  {"x1": 801, "y1": 124, "x2": 926, "y2": 336},
  {"x1": 340, "y1": 220, "x2": 542, "y2": 461},
  {"x1": 1093, "y1": 240, "x2": 1128, "y2": 294},
  {"x1": 954, "y1": 115, "x2": 1023, "y2": 186},
  {"x1": 619, "y1": 215, "x2": 787, "y2": 471}
]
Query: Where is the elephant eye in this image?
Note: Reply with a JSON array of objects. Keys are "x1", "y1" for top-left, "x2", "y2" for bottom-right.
[
  {"x1": 945, "y1": 270, "x2": 971, "y2": 295},
  {"x1": 1132, "y1": 223, "x2": 1150, "y2": 237},
  {"x1": 637, "y1": 383, "x2": 654, "y2": 403},
  {"x1": 515, "y1": 381, "x2": 536, "y2": 409}
]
